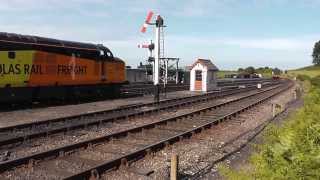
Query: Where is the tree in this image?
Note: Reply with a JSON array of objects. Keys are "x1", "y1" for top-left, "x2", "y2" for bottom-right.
[
  {"x1": 273, "y1": 68, "x2": 282, "y2": 75},
  {"x1": 312, "y1": 40, "x2": 320, "y2": 65},
  {"x1": 245, "y1": 66, "x2": 255, "y2": 74},
  {"x1": 256, "y1": 67, "x2": 263, "y2": 71},
  {"x1": 238, "y1": 68, "x2": 244, "y2": 72}
]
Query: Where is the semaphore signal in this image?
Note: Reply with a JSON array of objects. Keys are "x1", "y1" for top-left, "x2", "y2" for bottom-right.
[
  {"x1": 140, "y1": 11, "x2": 154, "y2": 33},
  {"x1": 139, "y1": 10, "x2": 166, "y2": 102}
]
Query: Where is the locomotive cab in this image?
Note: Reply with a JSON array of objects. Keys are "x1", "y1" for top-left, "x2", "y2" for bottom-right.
[
  {"x1": 97, "y1": 45, "x2": 115, "y2": 81},
  {"x1": 97, "y1": 45, "x2": 114, "y2": 60}
]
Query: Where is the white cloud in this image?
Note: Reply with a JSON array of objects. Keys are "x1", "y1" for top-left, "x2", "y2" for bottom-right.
[
  {"x1": 222, "y1": 38, "x2": 312, "y2": 51},
  {"x1": 100, "y1": 37, "x2": 148, "y2": 66},
  {"x1": 161, "y1": 35, "x2": 317, "y2": 69},
  {"x1": 1, "y1": 24, "x2": 101, "y2": 42},
  {"x1": 166, "y1": 35, "x2": 317, "y2": 51},
  {"x1": 0, "y1": 0, "x2": 114, "y2": 17}
]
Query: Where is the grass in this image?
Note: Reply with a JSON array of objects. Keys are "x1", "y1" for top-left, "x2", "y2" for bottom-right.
[
  {"x1": 218, "y1": 65, "x2": 320, "y2": 79},
  {"x1": 259, "y1": 72, "x2": 273, "y2": 78},
  {"x1": 288, "y1": 65, "x2": 320, "y2": 78},
  {"x1": 217, "y1": 70, "x2": 237, "y2": 79},
  {"x1": 220, "y1": 66, "x2": 320, "y2": 179},
  {"x1": 217, "y1": 69, "x2": 273, "y2": 79}
]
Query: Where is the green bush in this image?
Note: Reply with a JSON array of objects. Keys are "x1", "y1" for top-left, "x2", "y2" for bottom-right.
[{"x1": 221, "y1": 79, "x2": 320, "y2": 179}]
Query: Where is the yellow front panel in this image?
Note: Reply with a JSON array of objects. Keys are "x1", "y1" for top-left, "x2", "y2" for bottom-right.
[{"x1": 0, "y1": 51, "x2": 35, "y2": 87}]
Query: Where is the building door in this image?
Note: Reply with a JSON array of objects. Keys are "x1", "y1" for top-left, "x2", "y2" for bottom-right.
[{"x1": 195, "y1": 70, "x2": 202, "y2": 91}]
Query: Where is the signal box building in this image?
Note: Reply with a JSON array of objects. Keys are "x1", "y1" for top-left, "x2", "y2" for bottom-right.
[{"x1": 190, "y1": 59, "x2": 219, "y2": 92}]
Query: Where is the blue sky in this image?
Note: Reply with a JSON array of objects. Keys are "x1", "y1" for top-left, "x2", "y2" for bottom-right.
[{"x1": 0, "y1": 0, "x2": 319, "y2": 70}]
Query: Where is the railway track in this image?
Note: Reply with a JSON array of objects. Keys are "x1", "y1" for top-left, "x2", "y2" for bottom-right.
[
  {"x1": 0, "y1": 79, "x2": 271, "y2": 111},
  {"x1": 0, "y1": 82, "x2": 276, "y2": 149},
  {"x1": 120, "y1": 78, "x2": 273, "y2": 96},
  {"x1": 121, "y1": 83, "x2": 190, "y2": 96},
  {"x1": 0, "y1": 80, "x2": 291, "y2": 179},
  {"x1": 216, "y1": 78, "x2": 272, "y2": 86},
  {"x1": 0, "y1": 84, "x2": 278, "y2": 165},
  {"x1": 186, "y1": 102, "x2": 294, "y2": 179}
]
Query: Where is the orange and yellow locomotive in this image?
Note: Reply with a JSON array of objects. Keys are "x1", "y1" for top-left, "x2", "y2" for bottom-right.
[{"x1": 0, "y1": 32, "x2": 126, "y2": 103}]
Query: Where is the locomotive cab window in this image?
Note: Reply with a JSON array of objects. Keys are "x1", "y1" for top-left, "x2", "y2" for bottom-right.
[
  {"x1": 99, "y1": 50, "x2": 107, "y2": 61},
  {"x1": 100, "y1": 50, "x2": 105, "y2": 56},
  {"x1": 195, "y1": 70, "x2": 202, "y2": 81},
  {"x1": 8, "y1": 51, "x2": 15, "y2": 59}
]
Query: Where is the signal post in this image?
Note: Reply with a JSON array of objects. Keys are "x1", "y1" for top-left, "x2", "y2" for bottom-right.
[{"x1": 140, "y1": 11, "x2": 165, "y2": 103}]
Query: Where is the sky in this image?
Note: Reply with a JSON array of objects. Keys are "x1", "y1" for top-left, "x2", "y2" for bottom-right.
[{"x1": 0, "y1": 0, "x2": 319, "y2": 70}]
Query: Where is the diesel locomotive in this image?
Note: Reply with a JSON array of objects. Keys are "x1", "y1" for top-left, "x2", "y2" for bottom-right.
[{"x1": 0, "y1": 32, "x2": 126, "y2": 104}]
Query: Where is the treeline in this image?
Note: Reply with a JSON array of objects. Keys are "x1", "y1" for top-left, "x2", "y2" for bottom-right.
[{"x1": 237, "y1": 66, "x2": 282, "y2": 75}]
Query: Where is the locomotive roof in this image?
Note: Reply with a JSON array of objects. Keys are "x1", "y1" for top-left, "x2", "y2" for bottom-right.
[
  {"x1": 0, "y1": 32, "x2": 107, "y2": 51},
  {"x1": 0, "y1": 32, "x2": 115, "y2": 60}
]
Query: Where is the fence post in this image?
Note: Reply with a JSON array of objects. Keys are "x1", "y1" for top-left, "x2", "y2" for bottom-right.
[{"x1": 170, "y1": 154, "x2": 178, "y2": 180}]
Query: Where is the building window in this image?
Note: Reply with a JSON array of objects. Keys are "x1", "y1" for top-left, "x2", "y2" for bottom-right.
[
  {"x1": 196, "y1": 70, "x2": 202, "y2": 81},
  {"x1": 8, "y1": 51, "x2": 15, "y2": 59}
]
